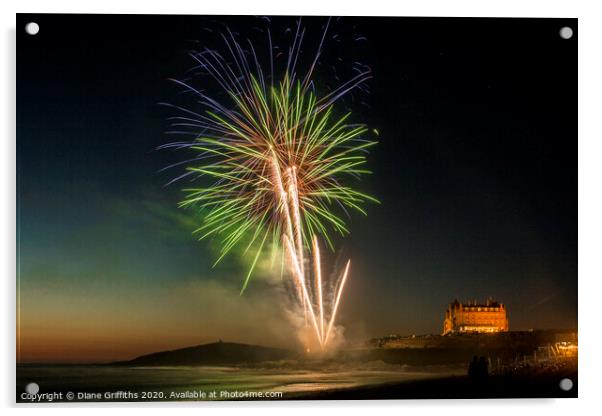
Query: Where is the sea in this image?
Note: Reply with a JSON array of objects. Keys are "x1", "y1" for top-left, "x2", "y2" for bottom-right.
[{"x1": 16, "y1": 361, "x2": 464, "y2": 402}]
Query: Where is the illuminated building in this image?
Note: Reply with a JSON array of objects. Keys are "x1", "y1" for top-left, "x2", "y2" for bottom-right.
[{"x1": 442, "y1": 298, "x2": 509, "y2": 335}]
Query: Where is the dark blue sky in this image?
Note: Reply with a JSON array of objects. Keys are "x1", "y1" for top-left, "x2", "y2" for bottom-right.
[{"x1": 17, "y1": 14, "x2": 576, "y2": 361}]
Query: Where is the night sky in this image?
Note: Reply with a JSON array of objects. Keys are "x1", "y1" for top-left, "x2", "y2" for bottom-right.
[{"x1": 17, "y1": 14, "x2": 577, "y2": 363}]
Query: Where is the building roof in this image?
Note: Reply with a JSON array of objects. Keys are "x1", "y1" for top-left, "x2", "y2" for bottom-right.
[{"x1": 450, "y1": 298, "x2": 503, "y2": 308}]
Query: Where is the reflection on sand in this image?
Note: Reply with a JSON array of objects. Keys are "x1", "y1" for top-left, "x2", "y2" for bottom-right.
[{"x1": 17, "y1": 362, "x2": 464, "y2": 401}]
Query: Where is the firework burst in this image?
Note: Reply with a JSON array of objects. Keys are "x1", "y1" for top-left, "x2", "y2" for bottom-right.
[{"x1": 162, "y1": 18, "x2": 378, "y2": 349}]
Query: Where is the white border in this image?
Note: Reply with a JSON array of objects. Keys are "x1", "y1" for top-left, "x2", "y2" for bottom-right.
[{"x1": 2, "y1": 0, "x2": 601, "y2": 414}]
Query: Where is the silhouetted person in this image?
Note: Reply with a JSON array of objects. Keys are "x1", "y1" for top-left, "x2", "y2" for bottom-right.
[
  {"x1": 468, "y1": 356, "x2": 479, "y2": 379},
  {"x1": 478, "y1": 356, "x2": 489, "y2": 379}
]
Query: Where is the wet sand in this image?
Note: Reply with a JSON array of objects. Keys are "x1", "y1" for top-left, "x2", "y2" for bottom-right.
[{"x1": 287, "y1": 372, "x2": 578, "y2": 400}]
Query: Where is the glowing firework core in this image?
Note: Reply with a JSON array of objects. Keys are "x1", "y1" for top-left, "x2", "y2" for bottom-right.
[{"x1": 273, "y1": 153, "x2": 351, "y2": 348}]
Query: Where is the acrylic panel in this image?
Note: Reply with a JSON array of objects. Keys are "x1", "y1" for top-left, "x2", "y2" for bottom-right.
[{"x1": 16, "y1": 14, "x2": 577, "y2": 402}]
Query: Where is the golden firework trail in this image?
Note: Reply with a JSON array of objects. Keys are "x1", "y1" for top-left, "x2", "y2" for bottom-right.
[{"x1": 162, "y1": 18, "x2": 378, "y2": 348}]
